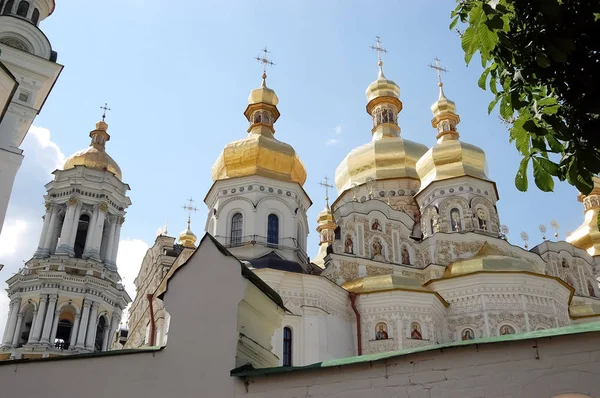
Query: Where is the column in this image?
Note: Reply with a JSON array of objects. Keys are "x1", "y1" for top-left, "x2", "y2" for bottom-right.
[
  {"x1": 82, "y1": 209, "x2": 98, "y2": 259},
  {"x1": 109, "y1": 217, "x2": 123, "y2": 267},
  {"x1": 39, "y1": 295, "x2": 58, "y2": 344},
  {"x1": 104, "y1": 219, "x2": 117, "y2": 267},
  {"x1": 2, "y1": 298, "x2": 21, "y2": 346},
  {"x1": 69, "y1": 313, "x2": 81, "y2": 349},
  {"x1": 101, "y1": 325, "x2": 110, "y2": 352},
  {"x1": 85, "y1": 302, "x2": 100, "y2": 350},
  {"x1": 75, "y1": 301, "x2": 91, "y2": 349},
  {"x1": 89, "y1": 204, "x2": 107, "y2": 261},
  {"x1": 41, "y1": 206, "x2": 58, "y2": 256},
  {"x1": 56, "y1": 199, "x2": 78, "y2": 255},
  {"x1": 29, "y1": 295, "x2": 48, "y2": 344},
  {"x1": 27, "y1": 310, "x2": 37, "y2": 344},
  {"x1": 49, "y1": 210, "x2": 63, "y2": 254},
  {"x1": 67, "y1": 203, "x2": 82, "y2": 249},
  {"x1": 11, "y1": 313, "x2": 24, "y2": 347},
  {"x1": 49, "y1": 309, "x2": 61, "y2": 347},
  {"x1": 34, "y1": 205, "x2": 53, "y2": 257}
]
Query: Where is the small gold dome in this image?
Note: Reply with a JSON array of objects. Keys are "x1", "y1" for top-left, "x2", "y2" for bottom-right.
[
  {"x1": 63, "y1": 121, "x2": 122, "y2": 180},
  {"x1": 317, "y1": 204, "x2": 335, "y2": 226},
  {"x1": 416, "y1": 85, "x2": 488, "y2": 193},
  {"x1": 248, "y1": 73, "x2": 279, "y2": 106},
  {"x1": 212, "y1": 74, "x2": 307, "y2": 186},
  {"x1": 178, "y1": 218, "x2": 197, "y2": 248},
  {"x1": 365, "y1": 63, "x2": 401, "y2": 110},
  {"x1": 335, "y1": 63, "x2": 426, "y2": 193},
  {"x1": 566, "y1": 176, "x2": 600, "y2": 255},
  {"x1": 444, "y1": 242, "x2": 542, "y2": 278}
]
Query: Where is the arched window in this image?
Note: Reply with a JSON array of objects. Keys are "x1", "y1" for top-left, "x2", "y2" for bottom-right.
[
  {"x1": 283, "y1": 327, "x2": 292, "y2": 366},
  {"x1": 31, "y1": 7, "x2": 38, "y2": 23},
  {"x1": 94, "y1": 316, "x2": 107, "y2": 352},
  {"x1": 16, "y1": 0, "x2": 28, "y2": 17},
  {"x1": 74, "y1": 214, "x2": 90, "y2": 258},
  {"x1": 55, "y1": 319, "x2": 72, "y2": 349},
  {"x1": 230, "y1": 213, "x2": 243, "y2": 246},
  {"x1": 267, "y1": 214, "x2": 279, "y2": 245},
  {"x1": 2, "y1": 0, "x2": 14, "y2": 14}
]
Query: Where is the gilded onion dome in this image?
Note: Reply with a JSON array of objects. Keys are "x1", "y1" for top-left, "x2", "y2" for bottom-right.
[
  {"x1": 566, "y1": 176, "x2": 600, "y2": 255},
  {"x1": 443, "y1": 242, "x2": 542, "y2": 278},
  {"x1": 178, "y1": 217, "x2": 197, "y2": 248},
  {"x1": 335, "y1": 61, "x2": 428, "y2": 193},
  {"x1": 63, "y1": 120, "x2": 122, "y2": 180},
  {"x1": 211, "y1": 73, "x2": 307, "y2": 186},
  {"x1": 416, "y1": 83, "x2": 489, "y2": 193}
]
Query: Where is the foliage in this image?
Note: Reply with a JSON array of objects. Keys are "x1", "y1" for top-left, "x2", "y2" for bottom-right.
[{"x1": 451, "y1": 0, "x2": 600, "y2": 195}]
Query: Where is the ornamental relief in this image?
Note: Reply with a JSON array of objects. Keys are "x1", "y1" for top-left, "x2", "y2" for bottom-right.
[
  {"x1": 529, "y1": 314, "x2": 555, "y2": 330},
  {"x1": 447, "y1": 314, "x2": 484, "y2": 340},
  {"x1": 339, "y1": 261, "x2": 359, "y2": 281},
  {"x1": 487, "y1": 312, "x2": 525, "y2": 336},
  {"x1": 366, "y1": 265, "x2": 392, "y2": 276}
]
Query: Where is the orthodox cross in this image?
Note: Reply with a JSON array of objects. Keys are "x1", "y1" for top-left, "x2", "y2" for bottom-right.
[
  {"x1": 100, "y1": 103, "x2": 111, "y2": 122},
  {"x1": 370, "y1": 36, "x2": 388, "y2": 64},
  {"x1": 428, "y1": 57, "x2": 449, "y2": 85},
  {"x1": 182, "y1": 197, "x2": 199, "y2": 223},
  {"x1": 255, "y1": 47, "x2": 275, "y2": 74},
  {"x1": 318, "y1": 176, "x2": 335, "y2": 204}
]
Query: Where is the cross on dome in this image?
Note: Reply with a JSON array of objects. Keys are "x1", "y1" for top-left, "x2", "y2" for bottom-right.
[
  {"x1": 319, "y1": 176, "x2": 335, "y2": 205},
  {"x1": 255, "y1": 47, "x2": 275, "y2": 87},
  {"x1": 100, "y1": 103, "x2": 111, "y2": 122},
  {"x1": 182, "y1": 197, "x2": 199, "y2": 219},
  {"x1": 370, "y1": 36, "x2": 388, "y2": 66},
  {"x1": 428, "y1": 57, "x2": 449, "y2": 87}
]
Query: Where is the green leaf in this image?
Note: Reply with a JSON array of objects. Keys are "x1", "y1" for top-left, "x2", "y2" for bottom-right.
[
  {"x1": 489, "y1": 75, "x2": 498, "y2": 94},
  {"x1": 462, "y1": 26, "x2": 478, "y2": 64},
  {"x1": 449, "y1": 16, "x2": 460, "y2": 30},
  {"x1": 477, "y1": 21, "x2": 498, "y2": 56},
  {"x1": 546, "y1": 135, "x2": 564, "y2": 152},
  {"x1": 532, "y1": 157, "x2": 555, "y2": 192},
  {"x1": 510, "y1": 124, "x2": 530, "y2": 155},
  {"x1": 499, "y1": 96, "x2": 513, "y2": 119},
  {"x1": 488, "y1": 96, "x2": 500, "y2": 114},
  {"x1": 515, "y1": 157, "x2": 529, "y2": 192},
  {"x1": 536, "y1": 157, "x2": 560, "y2": 175},
  {"x1": 523, "y1": 119, "x2": 539, "y2": 133},
  {"x1": 478, "y1": 67, "x2": 490, "y2": 90}
]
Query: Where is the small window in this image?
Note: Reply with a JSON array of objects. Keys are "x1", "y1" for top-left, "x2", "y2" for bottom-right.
[
  {"x1": 18, "y1": 92, "x2": 29, "y2": 102},
  {"x1": 334, "y1": 226, "x2": 341, "y2": 240},
  {"x1": 16, "y1": 0, "x2": 28, "y2": 17},
  {"x1": 283, "y1": 327, "x2": 292, "y2": 366},
  {"x1": 230, "y1": 213, "x2": 243, "y2": 246},
  {"x1": 2, "y1": 0, "x2": 14, "y2": 14},
  {"x1": 31, "y1": 7, "x2": 38, "y2": 24},
  {"x1": 267, "y1": 214, "x2": 279, "y2": 245}
]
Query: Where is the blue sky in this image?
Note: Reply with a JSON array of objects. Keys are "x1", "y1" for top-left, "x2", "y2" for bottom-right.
[{"x1": 10, "y1": 1, "x2": 586, "y2": 269}]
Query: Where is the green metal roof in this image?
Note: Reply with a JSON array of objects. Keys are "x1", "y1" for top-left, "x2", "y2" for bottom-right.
[{"x1": 231, "y1": 321, "x2": 600, "y2": 377}]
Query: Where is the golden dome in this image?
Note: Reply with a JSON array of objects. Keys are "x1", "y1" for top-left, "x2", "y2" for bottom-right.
[
  {"x1": 342, "y1": 274, "x2": 448, "y2": 305},
  {"x1": 211, "y1": 74, "x2": 307, "y2": 186},
  {"x1": 569, "y1": 302, "x2": 600, "y2": 319},
  {"x1": 416, "y1": 84, "x2": 489, "y2": 193},
  {"x1": 443, "y1": 242, "x2": 542, "y2": 278},
  {"x1": 178, "y1": 218, "x2": 197, "y2": 248},
  {"x1": 335, "y1": 62, "x2": 427, "y2": 193},
  {"x1": 566, "y1": 176, "x2": 600, "y2": 255},
  {"x1": 63, "y1": 120, "x2": 122, "y2": 180}
]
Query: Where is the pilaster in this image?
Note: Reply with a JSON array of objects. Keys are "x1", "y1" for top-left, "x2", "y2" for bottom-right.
[{"x1": 56, "y1": 198, "x2": 78, "y2": 255}]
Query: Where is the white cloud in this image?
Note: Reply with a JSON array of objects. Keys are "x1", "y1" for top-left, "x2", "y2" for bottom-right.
[
  {"x1": 334, "y1": 124, "x2": 343, "y2": 135},
  {"x1": 326, "y1": 138, "x2": 339, "y2": 146},
  {"x1": 0, "y1": 126, "x2": 148, "y2": 335}
]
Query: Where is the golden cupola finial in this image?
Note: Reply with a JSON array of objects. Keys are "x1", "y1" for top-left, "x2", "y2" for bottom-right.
[
  {"x1": 63, "y1": 104, "x2": 122, "y2": 180},
  {"x1": 335, "y1": 37, "x2": 427, "y2": 194},
  {"x1": 566, "y1": 176, "x2": 600, "y2": 255},
  {"x1": 313, "y1": 177, "x2": 337, "y2": 269},
  {"x1": 416, "y1": 59, "x2": 489, "y2": 193},
  {"x1": 211, "y1": 48, "x2": 307, "y2": 186},
  {"x1": 179, "y1": 198, "x2": 198, "y2": 248}
]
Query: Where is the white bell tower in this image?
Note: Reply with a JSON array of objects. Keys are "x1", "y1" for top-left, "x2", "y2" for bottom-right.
[{"x1": 0, "y1": 0, "x2": 62, "y2": 235}]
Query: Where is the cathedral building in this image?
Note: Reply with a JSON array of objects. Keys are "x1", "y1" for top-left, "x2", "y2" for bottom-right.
[
  {"x1": 0, "y1": 0, "x2": 62, "y2": 237},
  {"x1": 1, "y1": 10, "x2": 600, "y2": 392},
  {"x1": 0, "y1": 118, "x2": 131, "y2": 360},
  {"x1": 121, "y1": 46, "x2": 600, "y2": 371}
]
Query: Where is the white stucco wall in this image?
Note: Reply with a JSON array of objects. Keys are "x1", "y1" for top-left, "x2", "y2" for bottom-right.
[{"x1": 235, "y1": 331, "x2": 600, "y2": 398}]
